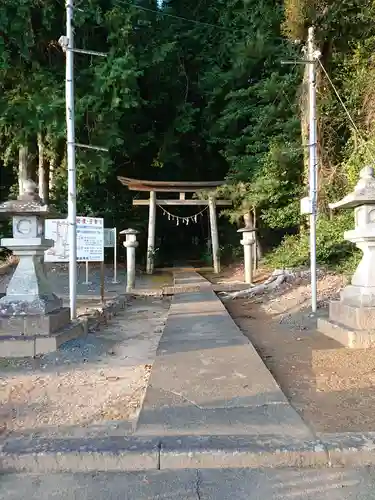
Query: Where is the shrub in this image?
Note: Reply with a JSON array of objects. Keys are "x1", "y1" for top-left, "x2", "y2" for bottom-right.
[{"x1": 264, "y1": 212, "x2": 359, "y2": 272}]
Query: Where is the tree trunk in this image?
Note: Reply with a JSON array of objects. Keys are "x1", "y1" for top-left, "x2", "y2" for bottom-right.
[
  {"x1": 253, "y1": 208, "x2": 262, "y2": 267},
  {"x1": 38, "y1": 132, "x2": 49, "y2": 203},
  {"x1": 300, "y1": 63, "x2": 309, "y2": 193},
  {"x1": 18, "y1": 146, "x2": 28, "y2": 195},
  {"x1": 49, "y1": 156, "x2": 55, "y2": 194},
  {"x1": 299, "y1": 62, "x2": 310, "y2": 235},
  {"x1": 243, "y1": 211, "x2": 252, "y2": 228}
]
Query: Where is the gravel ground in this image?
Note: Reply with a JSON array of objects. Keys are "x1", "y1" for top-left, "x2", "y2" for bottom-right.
[
  {"x1": 0, "y1": 263, "x2": 171, "y2": 440},
  {"x1": 0, "y1": 297, "x2": 170, "y2": 440},
  {"x1": 210, "y1": 267, "x2": 375, "y2": 434}
]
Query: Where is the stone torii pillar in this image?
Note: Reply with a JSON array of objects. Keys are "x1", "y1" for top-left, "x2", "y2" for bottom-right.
[
  {"x1": 209, "y1": 196, "x2": 220, "y2": 274},
  {"x1": 146, "y1": 191, "x2": 156, "y2": 274}
]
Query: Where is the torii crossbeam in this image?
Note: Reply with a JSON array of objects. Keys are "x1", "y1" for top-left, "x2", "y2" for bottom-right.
[{"x1": 118, "y1": 176, "x2": 232, "y2": 274}]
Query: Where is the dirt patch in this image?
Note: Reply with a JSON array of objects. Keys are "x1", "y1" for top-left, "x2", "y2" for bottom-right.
[
  {"x1": 202, "y1": 265, "x2": 270, "y2": 286},
  {"x1": 222, "y1": 269, "x2": 375, "y2": 434},
  {"x1": 0, "y1": 263, "x2": 173, "y2": 299},
  {"x1": 0, "y1": 297, "x2": 170, "y2": 440}
]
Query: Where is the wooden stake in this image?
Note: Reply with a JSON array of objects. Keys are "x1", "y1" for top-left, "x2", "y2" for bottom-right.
[
  {"x1": 208, "y1": 196, "x2": 220, "y2": 274},
  {"x1": 100, "y1": 261, "x2": 105, "y2": 304}
]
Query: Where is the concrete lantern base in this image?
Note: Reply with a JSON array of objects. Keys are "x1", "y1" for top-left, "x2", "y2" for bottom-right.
[
  {"x1": 318, "y1": 297, "x2": 375, "y2": 349},
  {"x1": 318, "y1": 316, "x2": 375, "y2": 349},
  {"x1": 0, "y1": 180, "x2": 86, "y2": 357},
  {"x1": 0, "y1": 319, "x2": 87, "y2": 357},
  {"x1": 0, "y1": 307, "x2": 70, "y2": 337},
  {"x1": 318, "y1": 295, "x2": 375, "y2": 349},
  {"x1": 317, "y1": 167, "x2": 375, "y2": 349}
]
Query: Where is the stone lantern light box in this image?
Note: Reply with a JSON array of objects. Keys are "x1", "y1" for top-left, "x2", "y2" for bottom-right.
[
  {"x1": 318, "y1": 165, "x2": 375, "y2": 348},
  {"x1": 0, "y1": 180, "x2": 84, "y2": 357}
]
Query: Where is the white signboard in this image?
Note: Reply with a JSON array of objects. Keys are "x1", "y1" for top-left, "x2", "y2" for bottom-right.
[
  {"x1": 104, "y1": 228, "x2": 116, "y2": 248},
  {"x1": 45, "y1": 217, "x2": 104, "y2": 262}
]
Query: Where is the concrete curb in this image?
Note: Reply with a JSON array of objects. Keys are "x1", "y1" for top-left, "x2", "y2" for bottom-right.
[
  {"x1": 4, "y1": 433, "x2": 375, "y2": 472},
  {"x1": 321, "y1": 432, "x2": 375, "y2": 467},
  {"x1": 159, "y1": 436, "x2": 329, "y2": 469},
  {"x1": 0, "y1": 436, "x2": 160, "y2": 473}
]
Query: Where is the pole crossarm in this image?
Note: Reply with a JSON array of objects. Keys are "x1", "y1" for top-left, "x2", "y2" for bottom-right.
[
  {"x1": 75, "y1": 142, "x2": 109, "y2": 152},
  {"x1": 69, "y1": 48, "x2": 107, "y2": 57}
]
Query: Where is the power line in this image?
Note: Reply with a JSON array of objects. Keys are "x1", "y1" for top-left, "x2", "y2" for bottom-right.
[
  {"x1": 119, "y1": 1, "x2": 292, "y2": 41},
  {"x1": 127, "y1": 3, "x2": 230, "y2": 30},
  {"x1": 318, "y1": 59, "x2": 375, "y2": 161}
]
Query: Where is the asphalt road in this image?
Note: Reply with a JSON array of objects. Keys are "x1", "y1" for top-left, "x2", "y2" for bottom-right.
[{"x1": 2, "y1": 467, "x2": 375, "y2": 499}]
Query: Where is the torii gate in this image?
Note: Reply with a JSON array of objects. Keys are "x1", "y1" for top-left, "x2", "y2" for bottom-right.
[{"x1": 117, "y1": 177, "x2": 232, "y2": 274}]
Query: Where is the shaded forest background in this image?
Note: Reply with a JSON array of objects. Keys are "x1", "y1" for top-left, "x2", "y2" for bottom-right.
[{"x1": 0, "y1": 0, "x2": 374, "y2": 269}]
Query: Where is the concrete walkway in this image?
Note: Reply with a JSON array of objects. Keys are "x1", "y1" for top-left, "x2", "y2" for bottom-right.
[{"x1": 135, "y1": 271, "x2": 320, "y2": 468}]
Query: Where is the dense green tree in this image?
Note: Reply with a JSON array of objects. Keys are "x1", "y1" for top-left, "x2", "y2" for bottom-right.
[{"x1": 1, "y1": 0, "x2": 375, "y2": 266}]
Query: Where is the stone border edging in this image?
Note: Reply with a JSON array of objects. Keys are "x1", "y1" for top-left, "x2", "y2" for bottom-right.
[
  {"x1": 77, "y1": 294, "x2": 129, "y2": 333},
  {"x1": 3, "y1": 433, "x2": 375, "y2": 472},
  {"x1": 161, "y1": 282, "x2": 252, "y2": 296},
  {"x1": 129, "y1": 289, "x2": 163, "y2": 297}
]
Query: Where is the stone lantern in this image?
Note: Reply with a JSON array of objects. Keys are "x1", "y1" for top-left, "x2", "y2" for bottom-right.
[
  {"x1": 318, "y1": 166, "x2": 375, "y2": 348},
  {"x1": 120, "y1": 228, "x2": 139, "y2": 292},
  {"x1": 237, "y1": 226, "x2": 256, "y2": 284},
  {"x1": 0, "y1": 180, "x2": 81, "y2": 357}
]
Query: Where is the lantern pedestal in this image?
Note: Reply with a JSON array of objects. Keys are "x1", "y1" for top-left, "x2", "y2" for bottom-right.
[
  {"x1": 318, "y1": 166, "x2": 375, "y2": 348},
  {"x1": 238, "y1": 226, "x2": 256, "y2": 284},
  {"x1": 0, "y1": 181, "x2": 84, "y2": 357},
  {"x1": 121, "y1": 228, "x2": 139, "y2": 292}
]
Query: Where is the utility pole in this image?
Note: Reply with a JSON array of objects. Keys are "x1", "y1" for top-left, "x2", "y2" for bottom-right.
[
  {"x1": 282, "y1": 27, "x2": 320, "y2": 314},
  {"x1": 59, "y1": 2, "x2": 108, "y2": 320},
  {"x1": 65, "y1": 0, "x2": 77, "y2": 320},
  {"x1": 307, "y1": 26, "x2": 319, "y2": 314}
]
